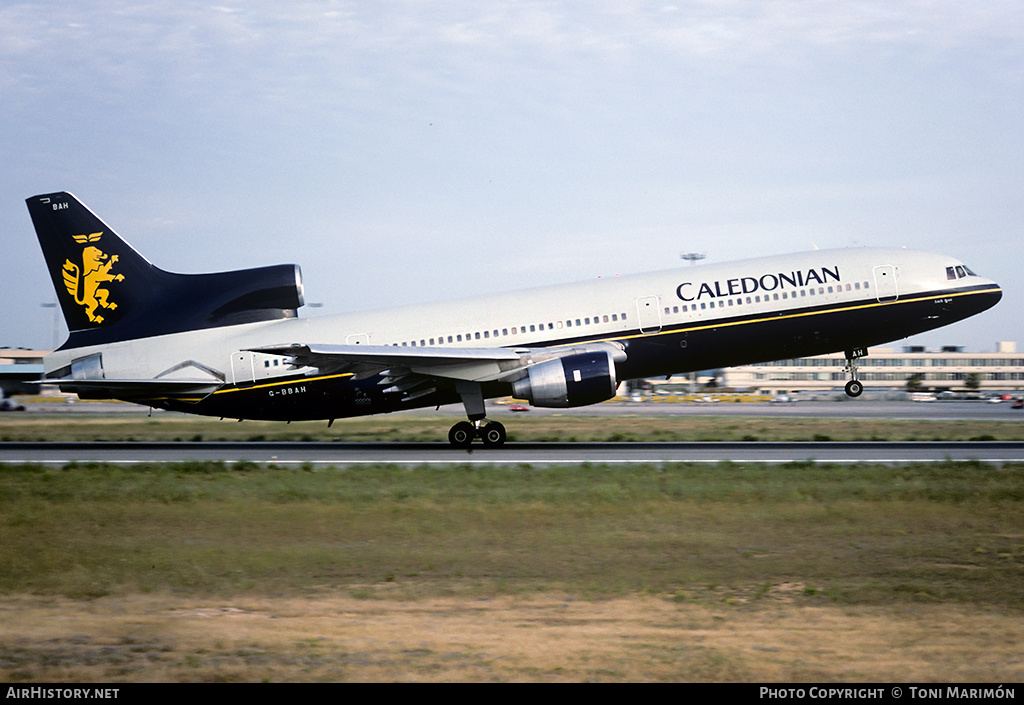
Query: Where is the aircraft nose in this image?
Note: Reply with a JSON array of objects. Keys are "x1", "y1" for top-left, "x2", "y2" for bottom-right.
[{"x1": 979, "y1": 281, "x2": 1002, "y2": 312}]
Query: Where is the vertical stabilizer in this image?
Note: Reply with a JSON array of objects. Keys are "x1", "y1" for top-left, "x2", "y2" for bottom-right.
[
  {"x1": 27, "y1": 192, "x2": 305, "y2": 349},
  {"x1": 27, "y1": 192, "x2": 157, "y2": 338}
]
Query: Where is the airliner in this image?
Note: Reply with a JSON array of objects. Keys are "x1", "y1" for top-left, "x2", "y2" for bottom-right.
[{"x1": 27, "y1": 192, "x2": 1002, "y2": 447}]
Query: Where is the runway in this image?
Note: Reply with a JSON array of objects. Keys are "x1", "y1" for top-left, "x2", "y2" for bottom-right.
[{"x1": 3, "y1": 440, "x2": 1024, "y2": 465}]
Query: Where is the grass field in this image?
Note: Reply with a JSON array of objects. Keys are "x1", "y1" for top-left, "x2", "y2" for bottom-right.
[{"x1": 1, "y1": 411, "x2": 1022, "y2": 681}]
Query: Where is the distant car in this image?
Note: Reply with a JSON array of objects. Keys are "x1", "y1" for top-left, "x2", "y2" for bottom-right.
[
  {"x1": 1012, "y1": 399, "x2": 1024, "y2": 410},
  {"x1": 0, "y1": 399, "x2": 26, "y2": 412},
  {"x1": 910, "y1": 392, "x2": 936, "y2": 402},
  {"x1": 770, "y1": 395, "x2": 795, "y2": 403},
  {"x1": 509, "y1": 404, "x2": 529, "y2": 412}
]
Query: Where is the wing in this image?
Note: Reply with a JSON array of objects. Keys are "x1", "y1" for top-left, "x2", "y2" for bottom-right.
[{"x1": 249, "y1": 342, "x2": 626, "y2": 403}]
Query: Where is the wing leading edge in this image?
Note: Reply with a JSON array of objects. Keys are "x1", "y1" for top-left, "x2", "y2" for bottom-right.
[{"x1": 249, "y1": 341, "x2": 625, "y2": 382}]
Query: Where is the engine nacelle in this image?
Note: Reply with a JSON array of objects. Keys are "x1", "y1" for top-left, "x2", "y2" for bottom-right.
[{"x1": 512, "y1": 351, "x2": 619, "y2": 408}]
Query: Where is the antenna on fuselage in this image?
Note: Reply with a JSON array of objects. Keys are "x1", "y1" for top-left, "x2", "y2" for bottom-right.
[{"x1": 680, "y1": 252, "x2": 706, "y2": 266}]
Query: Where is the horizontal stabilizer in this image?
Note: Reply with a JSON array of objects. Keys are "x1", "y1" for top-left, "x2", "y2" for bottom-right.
[{"x1": 36, "y1": 378, "x2": 223, "y2": 400}]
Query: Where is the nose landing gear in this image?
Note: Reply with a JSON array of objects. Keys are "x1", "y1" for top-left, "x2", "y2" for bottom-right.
[{"x1": 844, "y1": 347, "x2": 867, "y2": 397}]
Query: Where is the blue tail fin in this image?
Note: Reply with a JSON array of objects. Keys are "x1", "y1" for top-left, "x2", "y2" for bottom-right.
[{"x1": 27, "y1": 192, "x2": 305, "y2": 349}]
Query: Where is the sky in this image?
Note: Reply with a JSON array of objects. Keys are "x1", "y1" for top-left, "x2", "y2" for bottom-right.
[{"x1": 2, "y1": 1, "x2": 1021, "y2": 353}]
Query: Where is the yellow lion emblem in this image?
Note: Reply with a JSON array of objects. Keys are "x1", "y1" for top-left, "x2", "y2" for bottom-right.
[{"x1": 62, "y1": 232, "x2": 125, "y2": 324}]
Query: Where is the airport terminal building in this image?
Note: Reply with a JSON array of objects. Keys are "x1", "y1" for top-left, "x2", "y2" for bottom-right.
[
  {"x1": 716, "y1": 341, "x2": 1024, "y2": 396},
  {"x1": 0, "y1": 348, "x2": 45, "y2": 397}
]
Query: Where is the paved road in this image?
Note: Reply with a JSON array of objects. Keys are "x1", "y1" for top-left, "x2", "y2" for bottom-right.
[{"x1": 3, "y1": 440, "x2": 1024, "y2": 465}]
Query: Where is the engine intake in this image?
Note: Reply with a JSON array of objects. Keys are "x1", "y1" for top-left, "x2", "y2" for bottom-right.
[{"x1": 512, "y1": 351, "x2": 619, "y2": 408}]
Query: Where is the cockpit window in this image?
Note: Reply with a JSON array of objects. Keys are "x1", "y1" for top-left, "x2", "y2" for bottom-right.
[{"x1": 946, "y1": 265, "x2": 977, "y2": 280}]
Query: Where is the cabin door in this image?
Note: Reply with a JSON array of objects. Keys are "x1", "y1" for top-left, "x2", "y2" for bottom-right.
[
  {"x1": 873, "y1": 265, "x2": 899, "y2": 303},
  {"x1": 231, "y1": 351, "x2": 256, "y2": 385},
  {"x1": 636, "y1": 296, "x2": 662, "y2": 334}
]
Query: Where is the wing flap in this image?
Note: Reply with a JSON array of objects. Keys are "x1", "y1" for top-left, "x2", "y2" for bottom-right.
[{"x1": 249, "y1": 344, "x2": 524, "y2": 382}]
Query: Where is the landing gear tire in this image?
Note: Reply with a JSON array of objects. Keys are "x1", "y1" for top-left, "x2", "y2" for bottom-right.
[
  {"x1": 479, "y1": 421, "x2": 507, "y2": 447},
  {"x1": 448, "y1": 421, "x2": 476, "y2": 448},
  {"x1": 845, "y1": 380, "x2": 864, "y2": 398}
]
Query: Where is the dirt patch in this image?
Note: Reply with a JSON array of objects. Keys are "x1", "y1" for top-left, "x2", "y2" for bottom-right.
[{"x1": 1, "y1": 594, "x2": 1021, "y2": 682}]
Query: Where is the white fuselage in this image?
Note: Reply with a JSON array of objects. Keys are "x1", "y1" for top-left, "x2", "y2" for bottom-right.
[{"x1": 45, "y1": 246, "x2": 999, "y2": 392}]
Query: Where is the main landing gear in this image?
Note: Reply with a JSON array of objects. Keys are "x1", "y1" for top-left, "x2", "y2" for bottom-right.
[
  {"x1": 448, "y1": 419, "x2": 507, "y2": 448},
  {"x1": 844, "y1": 347, "x2": 867, "y2": 398},
  {"x1": 449, "y1": 381, "x2": 508, "y2": 448}
]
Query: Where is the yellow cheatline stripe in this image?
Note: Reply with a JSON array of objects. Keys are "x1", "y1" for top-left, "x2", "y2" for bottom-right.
[
  {"x1": 153, "y1": 373, "x2": 357, "y2": 402},
  {"x1": 612, "y1": 286, "x2": 1001, "y2": 343},
  {"x1": 211, "y1": 372, "x2": 355, "y2": 395}
]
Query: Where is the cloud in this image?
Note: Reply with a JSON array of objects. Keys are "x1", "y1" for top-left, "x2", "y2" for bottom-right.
[{"x1": 1, "y1": 1, "x2": 1021, "y2": 348}]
